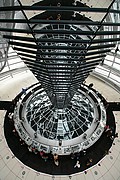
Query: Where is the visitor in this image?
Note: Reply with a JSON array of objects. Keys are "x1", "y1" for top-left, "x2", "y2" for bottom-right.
[
  {"x1": 83, "y1": 150, "x2": 86, "y2": 156},
  {"x1": 71, "y1": 152, "x2": 75, "y2": 159},
  {"x1": 114, "y1": 132, "x2": 118, "y2": 138},
  {"x1": 12, "y1": 128, "x2": 18, "y2": 137},
  {"x1": 86, "y1": 158, "x2": 93, "y2": 167},
  {"x1": 19, "y1": 138, "x2": 25, "y2": 146},
  {"x1": 32, "y1": 147, "x2": 38, "y2": 154},
  {"x1": 74, "y1": 160, "x2": 81, "y2": 168},
  {"x1": 106, "y1": 129, "x2": 113, "y2": 138},
  {"x1": 8, "y1": 112, "x2": 13, "y2": 119},
  {"x1": 75, "y1": 152, "x2": 80, "y2": 160},
  {"x1": 53, "y1": 154, "x2": 59, "y2": 166},
  {"x1": 57, "y1": 2, "x2": 61, "y2": 7},
  {"x1": 88, "y1": 83, "x2": 93, "y2": 88},
  {"x1": 28, "y1": 145, "x2": 32, "y2": 152},
  {"x1": 22, "y1": 88, "x2": 27, "y2": 95},
  {"x1": 56, "y1": 14, "x2": 61, "y2": 20},
  {"x1": 40, "y1": 151, "x2": 48, "y2": 161},
  {"x1": 104, "y1": 125, "x2": 110, "y2": 132}
]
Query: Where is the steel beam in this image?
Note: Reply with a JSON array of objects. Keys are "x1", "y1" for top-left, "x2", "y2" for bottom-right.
[
  {"x1": 9, "y1": 40, "x2": 115, "y2": 51},
  {"x1": 1, "y1": 28, "x2": 120, "y2": 35},
  {"x1": 21, "y1": 54, "x2": 106, "y2": 63},
  {"x1": 13, "y1": 46, "x2": 111, "y2": 56},
  {"x1": 4, "y1": 34, "x2": 120, "y2": 44},
  {"x1": 0, "y1": 6, "x2": 119, "y2": 13},
  {"x1": 2, "y1": 20, "x2": 120, "y2": 27}
]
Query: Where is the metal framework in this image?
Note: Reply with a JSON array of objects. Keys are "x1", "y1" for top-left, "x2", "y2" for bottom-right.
[{"x1": 1, "y1": 0, "x2": 119, "y2": 109}]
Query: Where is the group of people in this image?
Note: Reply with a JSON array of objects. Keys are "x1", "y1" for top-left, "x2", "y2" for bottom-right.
[
  {"x1": 104, "y1": 125, "x2": 118, "y2": 140},
  {"x1": 27, "y1": 145, "x2": 59, "y2": 166},
  {"x1": 39, "y1": 151, "x2": 59, "y2": 166},
  {"x1": 71, "y1": 151, "x2": 93, "y2": 169},
  {"x1": 11, "y1": 123, "x2": 118, "y2": 170}
]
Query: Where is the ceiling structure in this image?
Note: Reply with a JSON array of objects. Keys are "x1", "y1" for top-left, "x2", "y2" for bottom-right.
[{"x1": 0, "y1": 0, "x2": 120, "y2": 109}]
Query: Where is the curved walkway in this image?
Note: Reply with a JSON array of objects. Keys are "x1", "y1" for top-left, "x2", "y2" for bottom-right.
[{"x1": 4, "y1": 100, "x2": 116, "y2": 175}]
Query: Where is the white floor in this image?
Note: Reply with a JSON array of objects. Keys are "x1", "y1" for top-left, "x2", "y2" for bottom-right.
[{"x1": 0, "y1": 71, "x2": 120, "y2": 180}]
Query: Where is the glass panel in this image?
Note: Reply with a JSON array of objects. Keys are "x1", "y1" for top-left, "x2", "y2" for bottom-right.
[
  {"x1": 95, "y1": 66, "x2": 109, "y2": 76},
  {"x1": 104, "y1": 60, "x2": 113, "y2": 66},
  {"x1": 109, "y1": 73, "x2": 120, "y2": 83},
  {"x1": 115, "y1": 57, "x2": 120, "y2": 64},
  {"x1": 113, "y1": 63, "x2": 120, "y2": 71}
]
